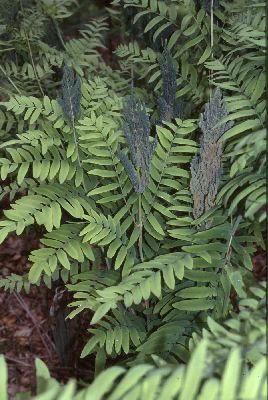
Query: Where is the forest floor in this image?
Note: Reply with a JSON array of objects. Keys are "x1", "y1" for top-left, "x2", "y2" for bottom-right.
[{"x1": 0, "y1": 232, "x2": 96, "y2": 398}]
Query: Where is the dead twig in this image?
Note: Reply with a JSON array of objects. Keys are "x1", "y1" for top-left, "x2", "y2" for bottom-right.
[
  {"x1": 13, "y1": 292, "x2": 55, "y2": 360},
  {"x1": 4, "y1": 354, "x2": 32, "y2": 368}
]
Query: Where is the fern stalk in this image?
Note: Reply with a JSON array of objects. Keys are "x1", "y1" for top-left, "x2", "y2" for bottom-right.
[
  {"x1": 71, "y1": 118, "x2": 81, "y2": 166},
  {"x1": 0, "y1": 65, "x2": 22, "y2": 95},
  {"x1": 209, "y1": 0, "x2": 214, "y2": 100},
  {"x1": 26, "y1": 36, "x2": 45, "y2": 97},
  {"x1": 19, "y1": 0, "x2": 44, "y2": 97},
  {"x1": 210, "y1": 0, "x2": 214, "y2": 49},
  {"x1": 224, "y1": 215, "x2": 242, "y2": 264},
  {"x1": 51, "y1": 18, "x2": 67, "y2": 51},
  {"x1": 138, "y1": 192, "x2": 144, "y2": 262},
  {"x1": 137, "y1": 165, "x2": 144, "y2": 262},
  {"x1": 65, "y1": 74, "x2": 81, "y2": 166}
]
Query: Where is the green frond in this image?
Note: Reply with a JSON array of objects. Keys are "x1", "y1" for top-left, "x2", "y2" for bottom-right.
[
  {"x1": 90, "y1": 252, "x2": 199, "y2": 324},
  {"x1": 1, "y1": 336, "x2": 266, "y2": 399},
  {"x1": 80, "y1": 308, "x2": 147, "y2": 357},
  {"x1": 28, "y1": 223, "x2": 95, "y2": 284},
  {"x1": 0, "y1": 1, "x2": 266, "y2": 397},
  {"x1": 0, "y1": 273, "x2": 30, "y2": 293}
]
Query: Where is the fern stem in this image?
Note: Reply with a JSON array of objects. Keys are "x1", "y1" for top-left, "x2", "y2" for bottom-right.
[
  {"x1": 210, "y1": 0, "x2": 214, "y2": 49},
  {"x1": 209, "y1": 0, "x2": 214, "y2": 100},
  {"x1": 138, "y1": 193, "x2": 144, "y2": 263},
  {"x1": 101, "y1": 246, "x2": 111, "y2": 270},
  {"x1": 71, "y1": 119, "x2": 81, "y2": 166},
  {"x1": 138, "y1": 168, "x2": 144, "y2": 262},
  {"x1": 136, "y1": 164, "x2": 144, "y2": 263},
  {"x1": 225, "y1": 215, "x2": 242, "y2": 264},
  {"x1": 26, "y1": 36, "x2": 44, "y2": 97},
  {"x1": 51, "y1": 17, "x2": 67, "y2": 51},
  {"x1": 19, "y1": 0, "x2": 44, "y2": 97},
  {"x1": 137, "y1": 190, "x2": 150, "y2": 318},
  {"x1": 0, "y1": 65, "x2": 22, "y2": 95},
  {"x1": 99, "y1": 129, "x2": 136, "y2": 227}
]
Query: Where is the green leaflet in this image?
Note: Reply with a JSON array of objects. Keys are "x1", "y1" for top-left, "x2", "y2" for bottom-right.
[
  {"x1": 197, "y1": 379, "x2": 220, "y2": 400},
  {"x1": 177, "y1": 286, "x2": 217, "y2": 299},
  {"x1": 0, "y1": 356, "x2": 8, "y2": 400},
  {"x1": 180, "y1": 340, "x2": 207, "y2": 400},
  {"x1": 173, "y1": 299, "x2": 215, "y2": 311},
  {"x1": 220, "y1": 348, "x2": 241, "y2": 400},
  {"x1": 108, "y1": 365, "x2": 154, "y2": 400},
  {"x1": 147, "y1": 212, "x2": 165, "y2": 236},
  {"x1": 91, "y1": 303, "x2": 117, "y2": 325}
]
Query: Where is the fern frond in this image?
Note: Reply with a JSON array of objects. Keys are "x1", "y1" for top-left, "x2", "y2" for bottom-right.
[
  {"x1": 1, "y1": 338, "x2": 266, "y2": 399},
  {"x1": 28, "y1": 223, "x2": 95, "y2": 284},
  {"x1": 0, "y1": 273, "x2": 30, "y2": 293},
  {"x1": 80, "y1": 308, "x2": 146, "y2": 358}
]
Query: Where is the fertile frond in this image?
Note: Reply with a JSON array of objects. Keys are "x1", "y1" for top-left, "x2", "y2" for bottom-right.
[
  {"x1": 57, "y1": 66, "x2": 81, "y2": 122},
  {"x1": 120, "y1": 94, "x2": 157, "y2": 193},
  {"x1": 157, "y1": 47, "x2": 181, "y2": 122},
  {"x1": 190, "y1": 89, "x2": 233, "y2": 220}
]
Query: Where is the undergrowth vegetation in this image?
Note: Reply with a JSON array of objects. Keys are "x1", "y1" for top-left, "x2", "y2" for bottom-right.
[{"x1": 0, "y1": 0, "x2": 266, "y2": 399}]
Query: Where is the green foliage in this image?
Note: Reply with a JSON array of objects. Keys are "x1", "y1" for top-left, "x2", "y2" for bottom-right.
[
  {"x1": 0, "y1": 0, "x2": 266, "y2": 398},
  {"x1": 1, "y1": 329, "x2": 267, "y2": 399}
]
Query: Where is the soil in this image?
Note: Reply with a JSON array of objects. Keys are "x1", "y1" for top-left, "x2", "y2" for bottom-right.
[{"x1": 0, "y1": 233, "x2": 94, "y2": 399}]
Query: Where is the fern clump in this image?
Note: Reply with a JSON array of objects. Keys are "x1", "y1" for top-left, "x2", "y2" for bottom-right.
[{"x1": 0, "y1": 0, "x2": 266, "y2": 398}]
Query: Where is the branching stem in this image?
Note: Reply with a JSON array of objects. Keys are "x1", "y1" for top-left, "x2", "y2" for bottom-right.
[
  {"x1": 138, "y1": 193, "x2": 144, "y2": 263},
  {"x1": 19, "y1": 0, "x2": 44, "y2": 97},
  {"x1": 71, "y1": 118, "x2": 81, "y2": 166},
  {"x1": 210, "y1": 0, "x2": 214, "y2": 49},
  {"x1": 225, "y1": 215, "x2": 242, "y2": 264},
  {"x1": 51, "y1": 17, "x2": 67, "y2": 51},
  {"x1": 209, "y1": 0, "x2": 214, "y2": 100},
  {"x1": 0, "y1": 65, "x2": 22, "y2": 95}
]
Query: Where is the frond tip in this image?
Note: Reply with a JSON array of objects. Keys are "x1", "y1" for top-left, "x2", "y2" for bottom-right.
[
  {"x1": 57, "y1": 66, "x2": 82, "y2": 165},
  {"x1": 158, "y1": 48, "x2": 184, "y2": 122}
]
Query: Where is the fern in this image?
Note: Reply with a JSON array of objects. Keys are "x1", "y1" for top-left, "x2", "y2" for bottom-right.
[
  {"x1": 1, "y1": 337, "x2": 267, "y2": 399},
  {"x1": 0, "y1": 0, "x2": 266, "y2": 397}
]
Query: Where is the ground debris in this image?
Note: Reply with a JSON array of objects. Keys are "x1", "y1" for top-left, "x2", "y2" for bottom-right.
[{"x1": 0, "y1": 233, "x2": 94, "y2": 398}]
